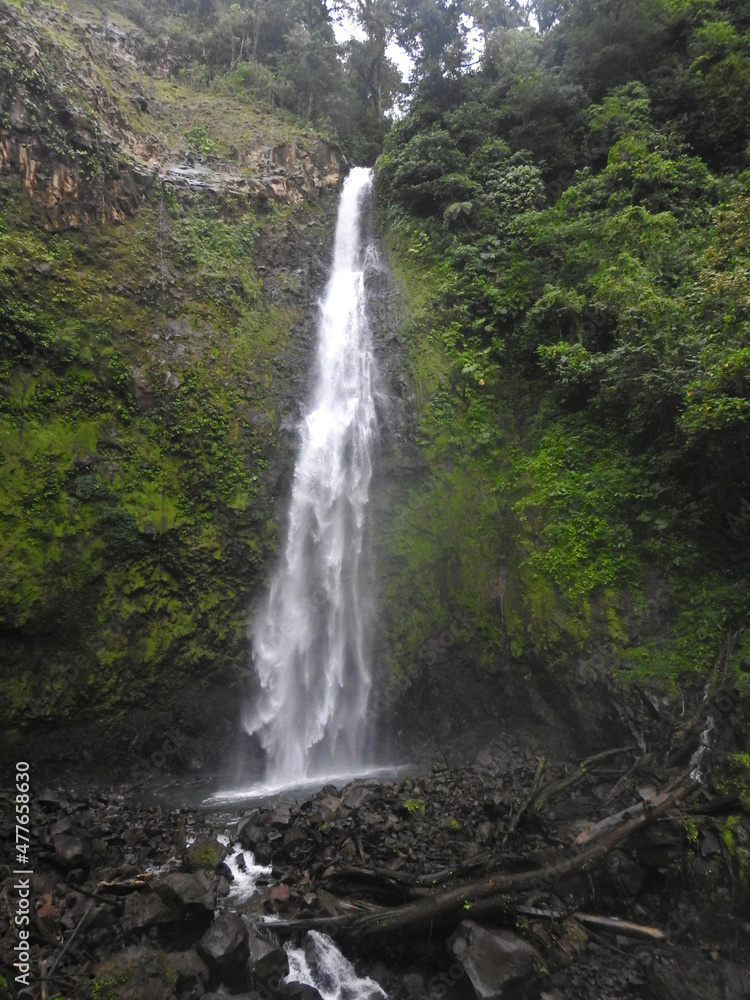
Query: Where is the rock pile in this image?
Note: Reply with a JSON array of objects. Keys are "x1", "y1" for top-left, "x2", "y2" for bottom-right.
[{"x1": 0, "y1": 744, "x2": 748, "y2": 1000}]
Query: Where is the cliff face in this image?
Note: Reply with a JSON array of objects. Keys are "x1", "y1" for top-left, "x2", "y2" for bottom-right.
[
  {"x1": 0, "y1": 0, "x2": 350, "y2": 761},
  {"x1": 0, "y1": 1, "x2": 342, "y2": 227}
]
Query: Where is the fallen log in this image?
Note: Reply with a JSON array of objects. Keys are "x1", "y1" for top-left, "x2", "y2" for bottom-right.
[
  {"x1": 572, "y1": 780, "x2": 685, "y2": 847},
  {"x1": 271, "y1": 778, "x2": 696, "y2": 943},
  {"x1": 324, "y1": 852, "x2": 494, "y2": 900}
]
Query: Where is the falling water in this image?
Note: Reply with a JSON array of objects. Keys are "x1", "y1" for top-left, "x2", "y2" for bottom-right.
[{"x1": 244, "y1": 167, "x2": 377, "y2": 789}]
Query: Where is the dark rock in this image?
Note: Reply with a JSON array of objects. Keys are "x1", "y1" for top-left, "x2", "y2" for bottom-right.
[
  {"x1": 203, "y1": 995, "x2": 256, "y2": 1000},
  {"x1": 647, "y1": 959, "x2": 722, "y2": 1000},
  {"x1": 255, "y1": 842, "x2": 274, "y2": 865},
  {"x1": 320, "y1": 795, "x2": 344, "y2": 819},
  {"x1": 342, "y1": 786, "x2": 372, "y2": 810},
  {"x1": 604, "y1": 850, "x2": 645, "y2": 901},
  {"x1": 168, "y1": 949, "x2": 211, "y2": 988},
  {"x1": 50, "y1": 817, "x2": 73, "y2": 837},
  {"x1": 271, "y1": 805, "x2": 292, "y2": 828},
  {"x1": 449, "y1": 921, "x2": 542, "y2": 999},
  {"x1": 198, "y1": 911, "x2": 249, "y2": 969},
  {"x1": 247, "y1": 930, "x2": 276, "y2": 964},
  {"x1": 279, "y1": 982, "x2": 324, "y2": 1000},
  {"x1": 52, "y1": 835, "x2": 92, "y2": 870},
  {"x1": 154, "y1": 871, "x2": 216, "y2": 916},
  {"x1": 700, "y1": 829, "x2": 722, "y2": 858},
  {"x1": 122, "y1": 889, "x2": 176, "y2": 932},
  {"x1": 266, "y1": 883, "x2": 292, "y2": 913},
  {"x1": 476, "y1": 821, "x2": 495, "y2": 845},
  {"x1": 283, "y1": 826, "x2": 307, "y2": 851},
  {"x1": 546, "y1": 919, "x2": 588, "y2": 970},
  {"x1": 238, "y1": 824, "x2": 267, "y2": 849},
  {"x1": 248, "y1": 945, "x2": 289, "y2": 990},
  {"x1": 38, "y1": 788, "x2": 68, "y2": 808}
]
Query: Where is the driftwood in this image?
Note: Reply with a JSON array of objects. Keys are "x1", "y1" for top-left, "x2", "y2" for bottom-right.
[
  {"x1": 96, "y1": 874, "x2": 154, "y2": 894},
  {"x1": 572, "y1": 912, "x2": 666, "y2": 941},
  {"x1": 273, "y1": 778, "x2": 696, "y2": 944},
  {"x1": 571, "y1": 781, "x2": 685, "y2": 847},
  {"x1": 515, "y1": 906, "x2": 666, "y2": 942}
]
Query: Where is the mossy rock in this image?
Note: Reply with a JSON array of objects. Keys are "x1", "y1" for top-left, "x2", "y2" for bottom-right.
[
  {"x1": 184, "y1": 837, "x2": 227, "y2": 871},
  {"x1": 92, "y1": 947, "x2": 177, "y2": 1000}
]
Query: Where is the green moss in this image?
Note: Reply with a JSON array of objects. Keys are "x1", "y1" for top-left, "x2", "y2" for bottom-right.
[
  {"x1": 683, "y1": 817, "x2": 699, "y2": 844},
  {"x1": 0, "y1": 152, "x2": 327, "y2": 731},
  {"x1": 402, "y1": 798, "x2": 425, "y2": 816}
]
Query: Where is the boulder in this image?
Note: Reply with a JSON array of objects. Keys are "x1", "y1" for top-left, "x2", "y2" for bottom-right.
[
  {"x1": 283, "y1": 826, "x2": 307, "y2": 851},
  {"x1": 238, "y1": 824, "x2": 267, "y2": 849},
  {"x1": 184, "y1": 837, "x2": 227, "y2": 871},
  {"x1": 167, "y1": 949, "x2": 211, "y2": 989},
  {"x1": 122, "y1": 890, "x2": 176, "y2": 932},
  {"x1": 271, "y1": 805, "x2": 292, "y2": 828},
  {"x1": 449, "y1": 921, "x2": 542, "y2": 1000},
  {"x1": 342, "y1": 785, "x2": 372, "y2": 810},
  {"x1": 154, "y1": 871, "x2": 216, "y2": 917},
  {"x1": 198, "y1": 912, "x2": 249, "y2": 970},
  {"x1": 279, "y1": 983, "x2": 324, "y2": 1000},
  {"x1": 265, "y1": 883, "x2": 292, "y2": 913},
  {"x1": 248, "y1": 945, "x2": 290, "y2": 991},
  {"x1": 51, "y1": 835, "x2": 92, "y2": 870},
  {"x1": 247, "y1": 930, "x2": 277, "y2": 964},
  {"x1": 93, "y1": 947, "x2": 177, "y2": 1000}
]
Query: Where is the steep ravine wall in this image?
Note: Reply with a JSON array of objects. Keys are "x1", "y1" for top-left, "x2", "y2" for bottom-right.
[{"x1": 0, "y1": 0, "x2": 352, "y2": 775}]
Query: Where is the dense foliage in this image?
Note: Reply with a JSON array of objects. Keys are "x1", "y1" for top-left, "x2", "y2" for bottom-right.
[
  {"x1": 83, "y1": 0, "x2": 402, "y2": 163},
  {"x1": 376, "y1": 0, "x2": 750, "y2": 692}
]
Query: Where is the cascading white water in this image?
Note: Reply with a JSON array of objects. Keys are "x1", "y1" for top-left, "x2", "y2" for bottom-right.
[
  {"x1": 285, "y1": 931, "x2": 387, "y2": 1000},
  {"x1": 244, "y1": 167, "x2": 377, "y2": 788}
]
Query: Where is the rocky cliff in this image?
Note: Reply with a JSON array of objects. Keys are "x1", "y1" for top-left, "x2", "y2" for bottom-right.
[{"x1": 0, "y1": 0, "x2": 351, "y2": 766}]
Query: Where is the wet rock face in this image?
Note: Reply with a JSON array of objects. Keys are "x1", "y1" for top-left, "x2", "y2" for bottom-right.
[
  {"x1": 0, "y1": 2, "x2": 342, "y2": 230},
  {"x1": 0, "y1": 3, "x2": 151, "y2": 228}
]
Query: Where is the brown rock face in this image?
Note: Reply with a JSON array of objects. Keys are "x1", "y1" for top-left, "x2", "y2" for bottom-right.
[{"x1": 0, "y1": 3, "x2": 341, "y2": 229}]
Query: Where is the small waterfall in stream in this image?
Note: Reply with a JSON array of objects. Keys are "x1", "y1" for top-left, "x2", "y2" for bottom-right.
[{"x1": 244, "y1": 167, "x2": 377, "y2": 790}]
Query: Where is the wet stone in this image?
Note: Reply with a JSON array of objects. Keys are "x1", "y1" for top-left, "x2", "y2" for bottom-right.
[
  {"x1": 154, "y1": 871, "x2": 216, "y2": 916},
  {"x1": 122, "y1": 889, "x2": 176, "y2": 932},
  {"x1": 168, "y1": 949, "x2": 210, "y2": 988},
  {"x1": 198, "y1": 911, "x2": 249, "y2": 969},
  {"x1": 449, "y1": 920, "x2": 542, "y2": 1000}
]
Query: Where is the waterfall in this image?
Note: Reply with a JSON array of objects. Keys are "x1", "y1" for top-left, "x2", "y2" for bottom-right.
[{"x1": 244, "y1": 167, "x2": 377, "y2": 789}]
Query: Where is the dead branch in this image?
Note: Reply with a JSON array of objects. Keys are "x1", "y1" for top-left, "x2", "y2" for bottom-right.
[
  {"x1": 533, "y1": 746, "x2": 636, "y2": 811},
  {"x1": 573, "y1": 912, "x2": 666, "y2": 941},
  {"x1": 502, "y1": 757, "x2": 545, "y2": 848},
  {"x1": 273, "y1": 779, "x2": 696, "y2": 943}
]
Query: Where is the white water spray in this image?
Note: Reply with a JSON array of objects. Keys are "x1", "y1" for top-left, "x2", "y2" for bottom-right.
[
  {"x1": 244, "y1": 168, "x2": 377, "y2": 788},
  {"x1": 285, "y1": 931, "x2": 387, "y2": 1000}
]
